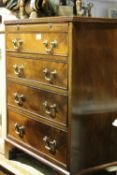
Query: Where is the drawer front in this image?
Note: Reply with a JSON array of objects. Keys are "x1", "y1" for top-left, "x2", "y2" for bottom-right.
[
  {"x1": 6, "y1": 33, "x2": 68, "y2": 56},
  {"x1": 7, "y1": 56, "x2": 67, "y2": 89},
  {"x1": 7, "y1": 81, "x2": 67, "y2": 126},
  {"x1": 8, "y1": 110, "x2": 67, "y2": 165},
  {"x1": 6, "y1": 23, "x2": 68, "y2": 33}
]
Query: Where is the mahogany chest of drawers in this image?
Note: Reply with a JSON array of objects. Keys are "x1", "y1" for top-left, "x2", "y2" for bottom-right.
[{"x1": 5, "y1": 17, "x2": 117, "y2": 175}]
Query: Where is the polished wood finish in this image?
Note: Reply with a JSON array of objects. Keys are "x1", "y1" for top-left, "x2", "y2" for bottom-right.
[
  {"x1": 6, "y1": 33, "x2": 68, "y2": 56},
  {"x1": 7, "y1": 80, "x2": 67, "y2": 127},
  {"x1": 5, "y1": 17, "x2": 117, "y2": 175},
  {"x1": 7, "y1": 110, "x2": 67, "y2": 167},
  {"x1": 4, "y1": 16, "x2": 117, "y2": 24},
  {"x1": 5, "y1": 23, "x2": 68, "y2": 32},
  {"x1": 69, "y1": 21, "x2": 117, "y2": 174},
  {"x1": 7, "y1": 56, "x2": 68, "y2": 89}
]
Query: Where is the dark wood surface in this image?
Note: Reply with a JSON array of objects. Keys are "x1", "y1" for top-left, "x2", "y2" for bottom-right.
[
  {"x1": 7, "y1": 80, "x2": 67, "y2": 128},
  {"x1": 69, "y1": 21, "x2": 117, "y2": 174},
  {"x1": 5, "y1": 17, "x2": 117, "y2": 175},
  {"x1": 7, "y1": 110, "x2": 67, "y2": 168},
  {"x1": 4, "y1": 16, "x2": 117, "y2": 25},
  {"x1": 7, "y1": 56, "x2": 68, "y2": 90}
]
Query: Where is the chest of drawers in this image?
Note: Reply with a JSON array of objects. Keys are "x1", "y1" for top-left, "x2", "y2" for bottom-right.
[{"x1": 5, "y1": 17, "x2": 117, "y2": 175}]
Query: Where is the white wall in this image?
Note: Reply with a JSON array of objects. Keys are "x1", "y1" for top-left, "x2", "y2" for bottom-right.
[
  {"x1": 0, "y1": 33, "x2": 5, "y2": 153},
  {"x1": 84, "y1": 0, "x2": 117, "y2": 17},
  {"x1": 0, "y1": 7, "x2": 17, "y2": 154}
]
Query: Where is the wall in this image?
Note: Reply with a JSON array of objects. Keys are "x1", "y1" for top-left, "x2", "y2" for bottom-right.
[
  {"x1": 0, "y1": 7, "x2": 17, "y2": 154},
  {"x1": 84, "y1": 0, "x2": 117, "y2": 17},
  {"x1": 0, "y1": 33, "x2": 5, "y2": 153}
]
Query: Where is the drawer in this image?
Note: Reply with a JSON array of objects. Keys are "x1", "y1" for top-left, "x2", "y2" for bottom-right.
[
  {"x1": 7, "y1": 110, "x2": 67, "y2": 166},
  {"x1": 6, "y1": 23, "x2": 68, "y2": 33},
  {"x1": 6, "y1": 32, "x2": 68, "y2": 56},
  {"x1": 7, "y1": 56, "x2": 67, "y2": 90},
  {"x1": 7, "y1": 81, "x2": 67, "y2": 126}
]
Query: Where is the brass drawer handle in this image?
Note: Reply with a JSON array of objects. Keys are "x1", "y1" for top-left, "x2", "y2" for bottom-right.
[
  {"x1": 43, "y1": 40, "x2": 57, "y2": 54},
  {"x1": 13, "y1": 64, "x2": 24, "y2": 77},
  {"x1": 13, "y1": 92, "x2": 24, "y2": 105},
  {"x1": 12, "y1": 39, "x2": 23, "y2": 50},
  {"x1": 43, "y1": 101, "x2": 57, "y2": 118},
  {"x1": 14, "y1": 123, "x2": 25, "y2": 137},
  {"x1": 43, "y1": 68, "x2": 57, "y2": 82},
  {"x1": 43, "y1": 136, "x2": 57, "y2": 152}
]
